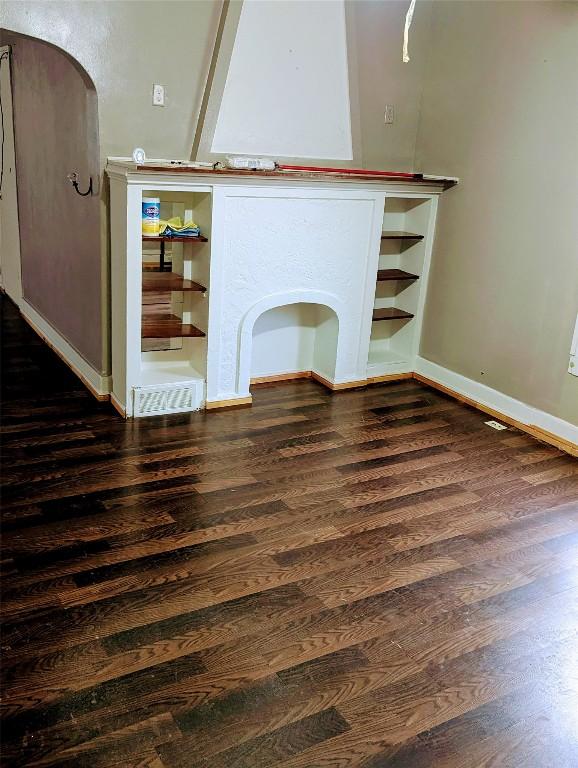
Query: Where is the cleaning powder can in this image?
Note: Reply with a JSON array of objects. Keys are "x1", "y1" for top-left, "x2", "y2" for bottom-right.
[{"x1": 142, "y1": 197, "x2": 160, "y2": 236}]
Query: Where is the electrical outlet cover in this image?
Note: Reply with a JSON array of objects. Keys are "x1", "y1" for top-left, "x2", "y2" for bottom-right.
[
  {"x1": 484, "y1": 420, "x2": 508, "y2": 431},
  {"x1": 152, "y1": 84, "x2": 165, "y2": 106}
]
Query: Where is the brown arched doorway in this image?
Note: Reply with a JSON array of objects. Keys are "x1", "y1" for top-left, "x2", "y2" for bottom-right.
[{"x1": 0, "y1": 29, "x2": 102, "y2": 373}]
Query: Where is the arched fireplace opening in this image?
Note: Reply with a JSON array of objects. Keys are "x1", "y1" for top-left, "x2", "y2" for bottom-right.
[{"x1": 250, "y1": 303, "x2": 339, "y2": 385}]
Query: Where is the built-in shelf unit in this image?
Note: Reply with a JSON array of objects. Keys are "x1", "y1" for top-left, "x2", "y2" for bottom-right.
[
  {"x1": 138, "y1": 189, "x2": 211, "y2": 414},
  {"x1": 107, "y1": 181, "x2": 214, "y2": 416},
  {"x1": 367, "y1": 195, "x2": 437, "y2": 380}
]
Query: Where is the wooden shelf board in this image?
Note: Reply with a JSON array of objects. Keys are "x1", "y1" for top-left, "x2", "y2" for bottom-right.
[
  {"x1": 142, "y1": 315, "x2": 206, "y2": 338},
  {"x1": 142, "y1": 235, "x2": 208, "y2": 243},
  {"x1": 372, "y1": 307, "x2": 414, "y2": 321},
  {"x1": 376, "y1": 269, "x2": 419, "y2": 282},
  {"x1": 142, "y1": 273, "x2": 206, "y2": 292},
  {"x1": 143, "y1": 263, "x2": 173, "y2": 272},
  {"x1": 381, "y1": 231, "x2": 424, "y2": 240}
]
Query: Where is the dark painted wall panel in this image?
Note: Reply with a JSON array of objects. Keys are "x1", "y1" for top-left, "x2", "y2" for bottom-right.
[{"x1": 2, "y1": 31, "x2": 102, "y2": 371}]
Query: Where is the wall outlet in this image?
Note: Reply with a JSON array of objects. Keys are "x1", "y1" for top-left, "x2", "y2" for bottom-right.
[
  {"x1": 152, "y1": 84, "x2": 165, "y2": 107},
  {"x1": 384, "y1": 105, "x2": 395, "y2": 124},
  {"x1": 484, "y1": 420, "x2": 508, "y2": 431}
]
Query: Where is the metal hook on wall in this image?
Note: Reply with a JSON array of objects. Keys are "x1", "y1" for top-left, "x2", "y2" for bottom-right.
[{"x1": 67, "y1": 171, "x2": 93, "y2": 197}]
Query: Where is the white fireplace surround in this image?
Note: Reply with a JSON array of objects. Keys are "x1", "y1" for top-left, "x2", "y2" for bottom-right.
[
  {"x1": 207, "y1": 185, "x2": 383, "y2": 402},
  {"x1": 107, "y1": 160, "x2": 449, "y2": 417}
]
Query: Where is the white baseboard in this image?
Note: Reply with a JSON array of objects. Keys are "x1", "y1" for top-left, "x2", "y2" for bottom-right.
[
  {"x1": 14, "y1": 303, "x2": 576, "y2": 445},
  {"x1": 20, "y1": 300, "x2": 111, "y2": 400},
  {"x1": 415, "y1": 356, "x2": 578, "y2": 454}
]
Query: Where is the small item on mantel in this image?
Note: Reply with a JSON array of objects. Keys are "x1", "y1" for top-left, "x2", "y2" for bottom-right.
[
  {"x1": 159, "y1": 216, "x2": 201, "y2": 238},
  {"x1": 132, "y1": 147, "x2": 146, "y2": 164},
  {"x1": 223, "y1": 156, "x2": 277, "y2": 171},
  {"x1": 170, "y1": 160, "x2": 215, "y2": 168}
]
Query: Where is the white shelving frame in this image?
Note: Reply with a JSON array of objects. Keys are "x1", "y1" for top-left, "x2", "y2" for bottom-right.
[
  {"x1": 107, "y1": 160, "x2": 449, "y2": 417},
  {"x1": 367, "y1": 192, "x2": 439, "y2": 380},
  {"x1": 109, "y1": 175, "x2": 212, "y2": 416}
]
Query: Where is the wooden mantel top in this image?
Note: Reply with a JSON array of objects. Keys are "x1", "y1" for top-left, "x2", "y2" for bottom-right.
[{"x1": 106, "y1": 158, "x2": 458, "y2": 190}]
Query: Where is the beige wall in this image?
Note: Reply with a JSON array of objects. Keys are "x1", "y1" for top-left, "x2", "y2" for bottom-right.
[
  {"x1": 195, "y1": 0, "x2": 431, "y2": 169},
  {"x1": 416, "y1": 1, "x2": 578, "y2": 426},
  {"x1": 351, "y1": 0, "x2": 432, "y2": 171},
  {"x1": 4, "y1": 0, "x2": 429, "y2": 169},
  {"x1": 2, "y1": 0, "x2": 221, "y2": 163}
]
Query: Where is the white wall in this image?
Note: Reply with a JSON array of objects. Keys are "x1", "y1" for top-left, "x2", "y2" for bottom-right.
[
  {"x1": 211, "y1": 0, "x2": 353, "y2": 160},
  {"x1": 251, "y1": 304, "x2": 317, "y2": 378},
  {"x1": 251, "y1": 303, "x2": 340, "y2": 380},
  {"x1": 313, "y1": 306, "x2": 340, "y2": 381}
]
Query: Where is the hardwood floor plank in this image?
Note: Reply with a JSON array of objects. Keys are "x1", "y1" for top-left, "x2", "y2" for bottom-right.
[
  {"x1": 2, "y1": 295, "x2": 577, "y2": 768},
  {"x1": 26, "y1": 713, "x2": 180, "y2": 768},
  {"x1": 169, "y1": 708, "x2": 351, "y2": 768},
  {"x1": 160, "y1": 643, "x2": 423, "y2": 764}
]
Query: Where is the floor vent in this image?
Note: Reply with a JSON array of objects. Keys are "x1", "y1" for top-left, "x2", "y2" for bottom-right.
[{"x1": 133, "y1": 381, "x2": 204, "y2": 417}]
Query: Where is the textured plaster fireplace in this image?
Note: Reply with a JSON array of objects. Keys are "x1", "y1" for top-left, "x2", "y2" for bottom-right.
[
  {"x1": 107, "y1": 160, "x2": 447, "y2": 417},
  {"x1": 205, "y1": 184, "x2": 384, "y2": 403}
]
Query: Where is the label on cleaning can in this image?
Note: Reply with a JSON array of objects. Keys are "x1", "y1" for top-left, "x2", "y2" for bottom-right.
[{"x1": 142, "y1": 197, "x2": 160, "y2": 236}]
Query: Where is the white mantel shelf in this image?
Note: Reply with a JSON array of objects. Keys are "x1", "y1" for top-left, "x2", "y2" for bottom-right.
[{"x1": 107, "y1": 158, "x2": 457, "y2": 417}]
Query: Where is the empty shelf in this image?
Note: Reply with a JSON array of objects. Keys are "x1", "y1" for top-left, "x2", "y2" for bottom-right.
[
  {"x1": 142, "y1": 315, "x2": 206, "y2": 338},
  {"x1": 142, "y1": 235, "x2": 208, "y2": 243},
  {"x1": 142, "y1": 272, "x2": 206, "y2": 292},
  {"x1": 140, "y1": 363, "x2": 204, "y2": 387},
  {"x1": 372, "y1": 307, "x2": 414, "y2": 321},
  {"x1": 376, "y1": 269, "x2": 419, "y2": 282},
  {"x1": 381, "y1": 231, "x2": 424, "y2": 240},
  {"x1": 367, "y1": 346, "x2": 408, "y2": 367}
]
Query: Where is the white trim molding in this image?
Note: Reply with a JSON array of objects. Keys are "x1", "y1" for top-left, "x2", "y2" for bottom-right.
[
  {"x1": 415, "y1": 356, "x2": 578, "y2": 456},
  {"x1": 20, "y1": 300, "x2": 111, "y2": 400}
]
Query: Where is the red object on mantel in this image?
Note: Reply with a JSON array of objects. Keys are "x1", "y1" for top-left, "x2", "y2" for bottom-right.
[{"x1": 278, "y1": 164, "x2": 421, "y2": 179}]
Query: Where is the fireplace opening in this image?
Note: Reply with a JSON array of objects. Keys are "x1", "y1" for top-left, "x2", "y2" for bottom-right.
[{"x1": 250, "y1": 302, "x2": 339, "y2": 384}]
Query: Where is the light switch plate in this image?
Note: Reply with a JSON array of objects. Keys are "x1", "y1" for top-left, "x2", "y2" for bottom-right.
[{"x1": 152, "y1": 84, "x2": 165, "y2": 107}]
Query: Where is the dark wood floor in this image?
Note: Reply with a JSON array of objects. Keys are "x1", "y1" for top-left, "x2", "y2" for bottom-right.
[{"x1": 2, "y1": 295, "x2": 578, "y2": 768}]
